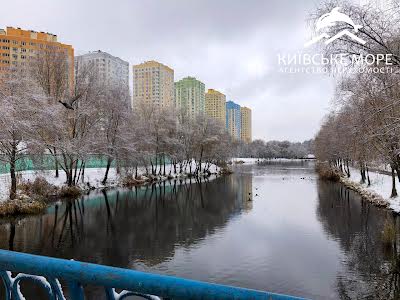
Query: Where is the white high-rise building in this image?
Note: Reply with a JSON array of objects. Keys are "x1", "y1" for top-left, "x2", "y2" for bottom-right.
[{"x1": 75, "y1": 50, "x2": 129, "y2": 88}]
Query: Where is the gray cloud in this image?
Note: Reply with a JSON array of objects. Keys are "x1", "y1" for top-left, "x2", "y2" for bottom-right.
[{"x1": 1, "y1": 0, "x2": 335, "y2": 141}]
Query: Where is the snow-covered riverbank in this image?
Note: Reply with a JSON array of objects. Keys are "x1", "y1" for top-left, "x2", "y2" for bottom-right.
[
  {"x1": 0, "y1": 163, "x2": 221, "y2": 203},
  {"x1": 231, "y1": 158, "x2": 259, "y2": 164},
  {"x1": 341, "y1": 167, "x2": 400, "y2": 213},
  {"x1": 231, "y1": 157, "x2": 316, "y2": 165}
]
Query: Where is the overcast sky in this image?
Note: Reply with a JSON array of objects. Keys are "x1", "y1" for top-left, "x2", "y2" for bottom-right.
[{"x1": 1, "y1": 0, "x2": 336, "y2": 142}]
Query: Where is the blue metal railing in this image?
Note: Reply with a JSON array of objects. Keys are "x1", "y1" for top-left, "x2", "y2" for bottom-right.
[{"x1": 0, "y1": 250, "x2": 306, "y2": 300}]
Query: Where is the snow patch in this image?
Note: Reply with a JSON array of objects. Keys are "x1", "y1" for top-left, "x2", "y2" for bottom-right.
[{"x1": 346, "y1": 167, "x2": 400, "y2": 212}]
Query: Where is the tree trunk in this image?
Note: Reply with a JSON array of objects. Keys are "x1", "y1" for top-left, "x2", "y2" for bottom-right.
[
  {"x1": 151, "y1": 160, "x2": 155, "y2": 175},
  {"x1": 73, "y1": 160, "x2": 78, "y2": 185},
  {"x1": 54, "y1": 147, "x2": 59, "y2": 178},
  {"x1": 9, "y1": 147, "x2": 17, "y2": 200},
  {"x1": 67, "y1": 172, "x2": 73, "y2": 186},
  {"x1": 360, "y1": 167, "x2": 365, "y2": 184},
  {"x1": 163, "y1": 155, "x2": 166, "y2": 176},
  {"x1": 102, "y1": 157, "x2": 113, "y2": 185},
  {"x1": 391, "y1": 166, "x2": 398, "y2": 198},
  {"x1": 198, "y1": 147, "x2": 204, "y2": 176},
  {"x1": 81, "y1": 162, "x2": 85, "y2": 183},
  {"x1": 67, "y1": 160, "x2": 74, "y2": 186},
  {"x1": 346, "y1": 160, "x2": 350, "y2": 177},
  {"x1": 396, "y1": 167, "x2": 400, "y2": 183},
  {"x1": 116, "y1": 155, "x2": 120, "y2": 174}
]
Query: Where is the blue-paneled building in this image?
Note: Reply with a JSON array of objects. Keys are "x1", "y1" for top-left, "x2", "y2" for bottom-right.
[{"x1": 226, "y1": 101, "x2": 241, "y2": 140}]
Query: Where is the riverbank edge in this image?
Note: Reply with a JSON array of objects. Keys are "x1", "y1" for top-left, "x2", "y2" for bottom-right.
[
  {"x1": 0, "y1": 167, "x2": 231, "y2": 218},
  {"x1": 316, "y1": 162, "x2": 391, "y2": 211}
]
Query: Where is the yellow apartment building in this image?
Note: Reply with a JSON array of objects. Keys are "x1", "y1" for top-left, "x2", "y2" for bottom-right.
[
  {"x1": 240, "y1": 106, "x2": 252, "y2": 143},
  {"x1": 132, "y1": 60, "x2": 174, "y2": 109},
  {"x1": 205, "y1": 89, "x2": 226, "y2": 127}
]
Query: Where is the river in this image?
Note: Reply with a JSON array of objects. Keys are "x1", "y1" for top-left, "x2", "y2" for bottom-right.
[{"x1": 0, "y1": 160, "x2": 398, "y2": 299}]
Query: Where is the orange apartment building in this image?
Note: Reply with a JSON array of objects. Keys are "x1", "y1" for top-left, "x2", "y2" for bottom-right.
[{"x1": 0, "y1": 26, "x2": 74, "y2": 91}]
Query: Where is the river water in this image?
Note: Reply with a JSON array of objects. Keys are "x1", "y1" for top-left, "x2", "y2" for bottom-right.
[{"x1": 0, "y1": 160, "x2": 398, "y2": 299}]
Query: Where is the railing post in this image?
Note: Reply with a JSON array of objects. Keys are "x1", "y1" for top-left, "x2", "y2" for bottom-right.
[
  {"x1": 105, "y1": 287, "x2": 116, "y2": 300},
  {"x1": 68, "y1": 281, "x2": 85, "y2": 300}
]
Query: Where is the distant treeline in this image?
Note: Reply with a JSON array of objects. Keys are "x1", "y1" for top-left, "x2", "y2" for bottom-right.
[{"x1": 237, "y1": 139, "x2": 314, "y2": 159}]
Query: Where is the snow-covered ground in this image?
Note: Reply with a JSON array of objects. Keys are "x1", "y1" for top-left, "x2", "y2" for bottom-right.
[
  {"x1": 0, "y1": 163, "x2": 220, "y2": 202},
  {"x1": 231, "y1": 158, "x2": 259, "y2": 164},
  {"x1": 232, "y1": 157, "x2": 315, "y2": 164},
  {"x1": 347, "y1": 167, "x2": 400, "y2": 212},
  {"x1": 0, "y1": 168, "x2": 118, "y2": 202}
]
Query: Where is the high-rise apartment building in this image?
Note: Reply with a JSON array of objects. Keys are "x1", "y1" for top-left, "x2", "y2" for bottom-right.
[
  {"x1": 175, "y1": 76, "x2": 205, "y2": 119},
  {"x1": 75, "y1": 50, "x2": 129, "y2": 89},
  {"x1": 240, "y1": 107, "x2": 252, "y2": 143},
  {"x1": 132, "y1": 60, "x2": 174, "y2": 109},
  {"x1": 0, "y1": 26, "x2": 74, "y2": 90},
  {"x1": 205, "y1": 89, "x2": 226, "y2": 127},
  {"x1": 226, "y1": 101, "x2": 241, "y2": 140}
]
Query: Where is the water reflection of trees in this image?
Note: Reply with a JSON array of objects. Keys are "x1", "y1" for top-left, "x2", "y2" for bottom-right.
[
  {"x1": 0, "y1": 175, "x2": 253, "y2": 269},
  {"x1": 317, "y1": 180, "x2": 400, "y2": 299}
]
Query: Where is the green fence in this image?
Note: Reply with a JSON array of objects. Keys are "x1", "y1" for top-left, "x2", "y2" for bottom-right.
[{"x1": 0, "y1": 155, "x2": 114, "y2": 174}]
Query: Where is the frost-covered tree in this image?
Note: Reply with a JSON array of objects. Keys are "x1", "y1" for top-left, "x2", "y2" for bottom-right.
[
  {"x1": 30, "y1": 50, "x2": 73, "y2": 177},
  {"x1": 313, "y1": 0, "x2": 400, "y2": 198},
  {"x1": 96, "y1": 81, "x2": 131, "y2": 184},
  {"x1": 0, "y1": 68, "x2": 46, "y2": 199},
  {"x1": 33, "y1": 63, "x2": 102, "y2": 186}
]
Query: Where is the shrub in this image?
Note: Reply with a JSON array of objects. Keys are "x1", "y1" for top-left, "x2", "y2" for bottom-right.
[
  {"x1": 220, "y1": 167, "x2": 233, "y2": 175},
  {"x1": 59, "y1": 186, "x2": 82, "y2": 198},
  {"x1": 18, "y1": 176, "x2": 58, "y2": 200},
  {"x1": 0, "y1": 199, "x2": 46, "y2": 216},
  {"x1": 315, "y1": 163, "x2": 341, "y2": 182},
  {"x1": 121, "y1": 174, "x2": 147, "y2": 187}
]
